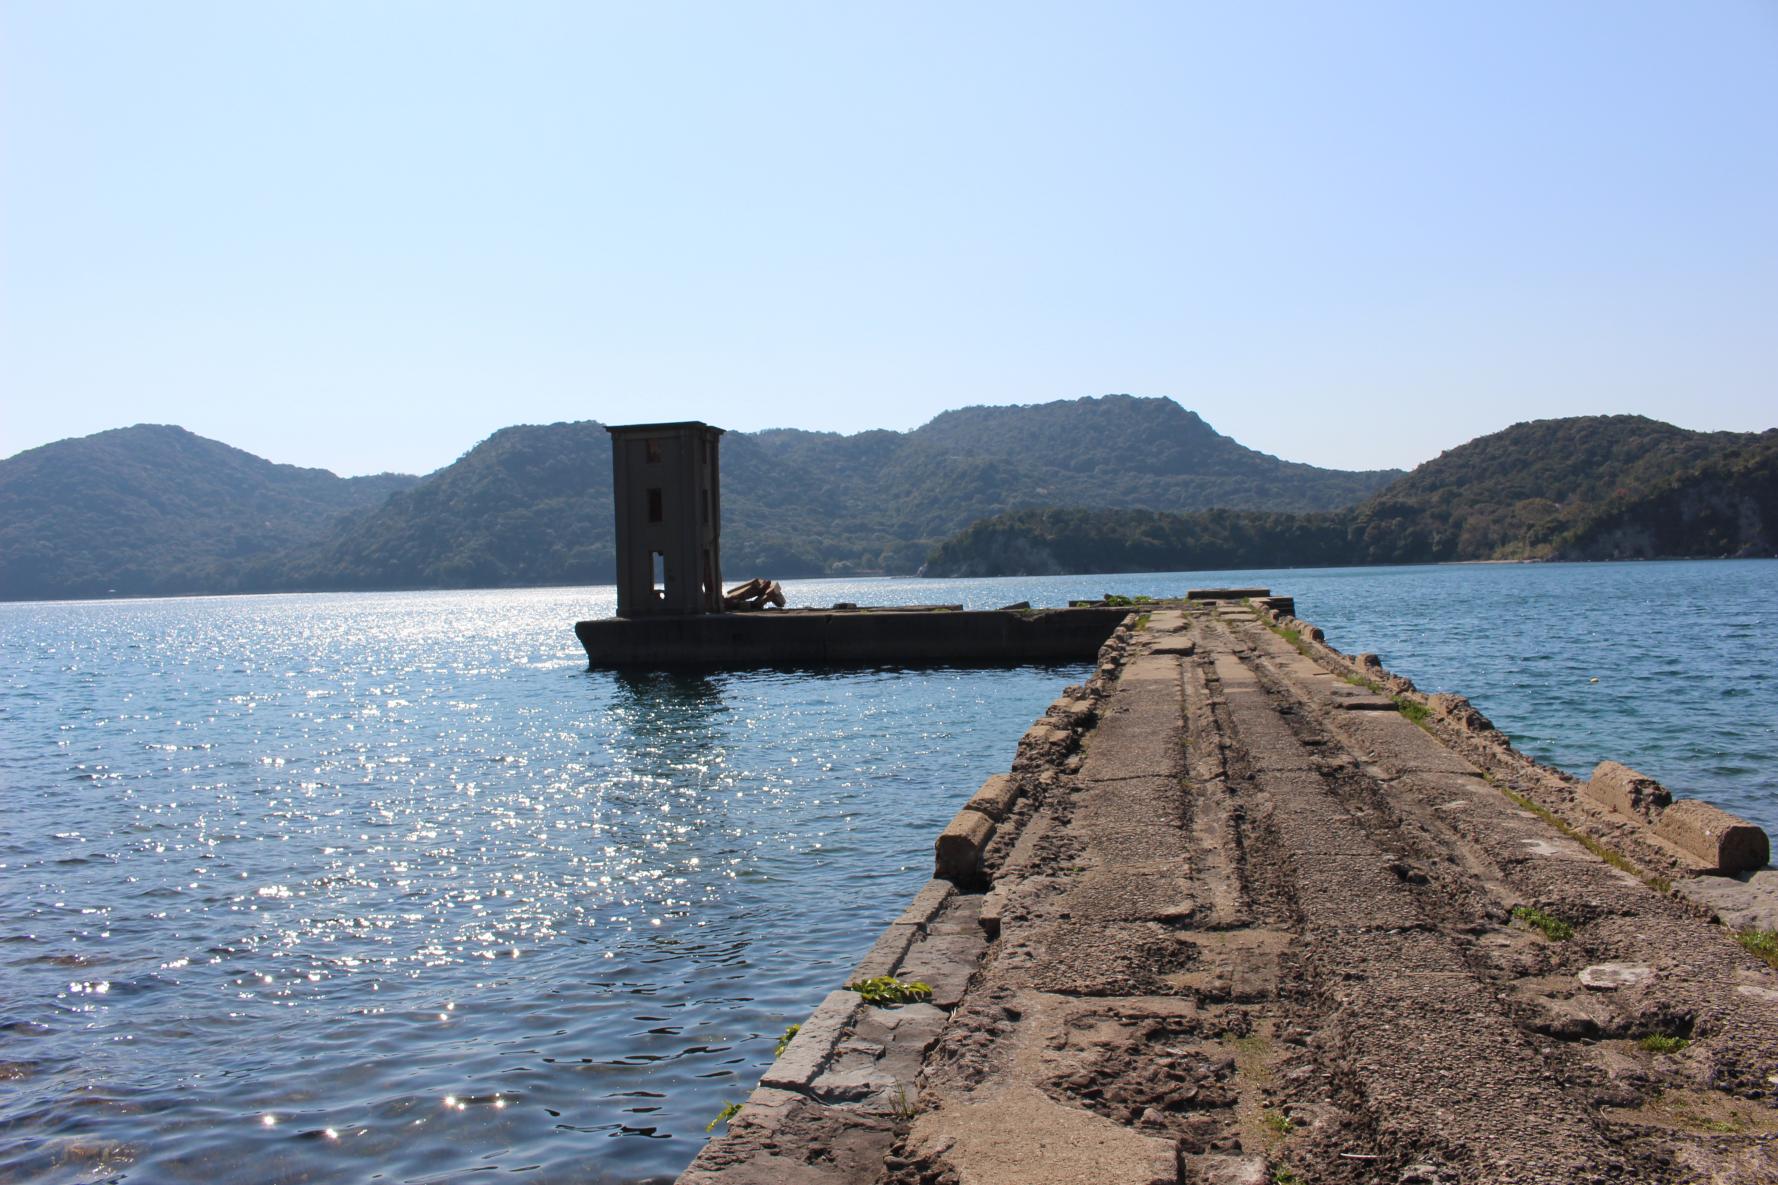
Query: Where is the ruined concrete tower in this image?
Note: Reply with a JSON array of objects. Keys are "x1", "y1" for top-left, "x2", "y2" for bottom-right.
[{"x1": 607, "y1": 421, "x2": 724, "y2": 618}]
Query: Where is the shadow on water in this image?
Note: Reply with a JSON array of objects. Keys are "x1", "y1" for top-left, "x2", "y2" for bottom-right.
[{"x1": 608, "y1": 670, "x2": 727, "y2": 717}]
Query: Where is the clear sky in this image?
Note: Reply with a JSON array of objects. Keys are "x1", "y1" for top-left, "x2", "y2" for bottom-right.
[{"x1": 3, "y1": 1, "x2": 1774, "y2": 477}]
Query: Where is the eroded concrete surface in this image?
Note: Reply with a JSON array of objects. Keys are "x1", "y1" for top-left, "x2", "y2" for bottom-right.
[{"x1": 680, "y1": 603, "x2": 1778, "y2": 1185}]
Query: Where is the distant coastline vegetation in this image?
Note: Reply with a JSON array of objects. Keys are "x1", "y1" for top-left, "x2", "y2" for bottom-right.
[{"x1": 1, "y1": 396, "x2": 1773, "y2": 601}]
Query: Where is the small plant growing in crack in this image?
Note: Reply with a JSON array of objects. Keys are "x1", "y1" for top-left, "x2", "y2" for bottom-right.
[
  {"x1": 1272, "y1": 1167, "x2": 1304, "y2": 1185},
  {"x1": 1736, "y1": 928, "x2": 1778, "y2": 969},
  {"x1": 1262, "y1": 1109, "x2": 1294, "y2": 1136},
  {"x1": 1511, "y1": 904, "x2": 1574, "y2": 941},
  {"x1": 890, "y1": 1085, "x2": 918, "y2": 1119},
  {"x1": 846, "y1": 976, "x2": 933, "y2": 1005},
  {"x1": 1637, "y1": 1033, "x2": 1690, "y2": 1054},
  {"x1": 774, "y1": 1023, "x2": 800, "y2": 1057},
  {"x1": 1490, "y1": 777, "x2": 1663, "y2": 889},
  {"x1": 1394, "y1": 696, "x2": 1431, "y2": 726},
  {"x1": 706, "y1": 1101, "x2": 742, "y2": 1132}
]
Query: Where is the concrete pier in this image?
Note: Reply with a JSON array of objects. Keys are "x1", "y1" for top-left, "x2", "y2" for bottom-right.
[
  {"x1": 681, "y1": 597, "x2": 1778, "y2": 1185},
  {"x1": 576, "y1": 605, "x2": 1130, "y2": 668}
]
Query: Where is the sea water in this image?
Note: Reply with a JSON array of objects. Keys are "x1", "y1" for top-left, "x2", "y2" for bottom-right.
[{"x1": 1, "y1": 560, "x2": 1772, "y2": 1183}]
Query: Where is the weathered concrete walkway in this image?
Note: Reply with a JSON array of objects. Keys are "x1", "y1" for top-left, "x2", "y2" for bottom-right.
[{"x1": 682, "y1": 601, "x2": 1778, "y2": 1184}]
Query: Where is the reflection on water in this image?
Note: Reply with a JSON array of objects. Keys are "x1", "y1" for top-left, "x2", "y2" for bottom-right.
[{"x1": 0, "y1": 588, "x2": 1086, "y2": 1184}]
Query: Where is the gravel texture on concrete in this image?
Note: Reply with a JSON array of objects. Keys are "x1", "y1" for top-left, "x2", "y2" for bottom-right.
[{"x1": 680, "y1": 603, "x2": 1778, "y2": 1185}]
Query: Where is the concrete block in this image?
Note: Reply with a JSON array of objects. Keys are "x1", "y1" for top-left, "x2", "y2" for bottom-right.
[
  {"x1": 678, "y1": 1084, "x2": 897, "y2": 1185},
  {"x1": 965, "y1": 773, "x2": 1021, "y2": 821},
  {"x1": 847, "y1": 923, "x2": 922, "y2": 981},
  {"x1": 936, "y1": 808, "x2": 997, "y2": 883},
  {"x1": 978, "y1": 884, "x2": 1008, "y2": 938},
  {"x1": 1654, "y1": 800, "x2": 1770, "y2": 874},
  {"x1": 1049, "y1": 699, "x2": 1094, "y2": 728},
  {"x1": 761, "y1": 990, "x2": 860, "y2": 1091},
  {"x1": 810, "y1": 1002, "x2": 948, "y2": 1104},
  {"x1": 1189, "y1": 587, "x2": 1270, "y2": 600},
  {"x1": 1672, "y1": 867, "x2": 1778, "y2": 931},
  {"x1": 1584, "y1": 761, "x2": 1672, "y2": 822},
  {"x1": 905, "y1": 1085, "x2": 1178, "y2": 1185},
  {"x1": 894, "y1": 878, "x2": 957, "y2": 929},
  {"x1": 895, "y1": 928, "x2": 987, "y2": 1008}
]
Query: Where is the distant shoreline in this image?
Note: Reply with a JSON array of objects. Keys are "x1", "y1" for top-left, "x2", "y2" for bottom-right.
[{"x1": 6, "y1": 554, "x2": 1774, "y2": 608}]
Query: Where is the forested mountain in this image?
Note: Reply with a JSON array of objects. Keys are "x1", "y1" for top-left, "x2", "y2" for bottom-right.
[
  {"x1": 7, "y1": 406, "x2": 1767, "y2": 600},
  {"x1": 903, "y1": 397, "x2": 1392, "y2": 513},
  {"x1": 1341, "y1": 416, "x2": 1762, "y2": 564},
  {"x1": 0, "y1": 425, "x2": 417, "y2": 599},
  {"x1": 0, "y1": 396, "x2": 1401, "y2": 598},
  {"x1": 1558, "y1": 431, "x2": 1778, "y2": 561},
  {"x1": 925, "y1": 417, "x2": 1778, "y2": 576}
]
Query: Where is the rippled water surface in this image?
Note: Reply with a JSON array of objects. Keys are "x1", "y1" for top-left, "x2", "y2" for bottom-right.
[{"x1": 2, "y1": 560, "x2": 1773, "y2": 1184}]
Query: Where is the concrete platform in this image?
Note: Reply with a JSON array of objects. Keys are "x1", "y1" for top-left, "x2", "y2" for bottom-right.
[{"x1": 576, "y1": 606, "x2": 1129, "y2": 668}]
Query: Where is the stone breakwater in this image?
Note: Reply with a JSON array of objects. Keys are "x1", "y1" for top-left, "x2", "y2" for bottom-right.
[{"x1": 680, "y1": 598, "x2": 1778, "y2": 1185}]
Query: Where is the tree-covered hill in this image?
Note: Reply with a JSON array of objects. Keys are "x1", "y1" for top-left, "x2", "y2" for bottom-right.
[
  {"x1": 1557, "y1": 430, "x2": 1778, "y2": 561},
  {"x1": 924, "y1": 507, "x2": 1354, "y2": 578},
  {"x1": 0, "y1": 396, "x2": 1400, "y2": 599},
  {"x1": 1342, "y1": 415, "x2": 1760, "y2": 564},
  {"x1": 0, "y1": 425, "x2": 417, "y2": 599},
  {"x1": 13, "y1": 404, "x2": 1763, "y2": 600},
  {"x1": 154, "y1": 395, "x2": 1400, "y2": 595},
  {"x1": 903, "y1": 396, "x2": 1394, "y2": 514},
  {"x1": 261, "y1": 422, "x2": 615, "y2": 592},
  {"x1": 923, "y1": 417, "x2": 1778, "y2": 576}
]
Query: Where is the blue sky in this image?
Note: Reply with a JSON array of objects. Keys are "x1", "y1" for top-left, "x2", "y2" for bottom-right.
[{"x1": 3, "y1": 1, "x2": 1774, "y2": 477}]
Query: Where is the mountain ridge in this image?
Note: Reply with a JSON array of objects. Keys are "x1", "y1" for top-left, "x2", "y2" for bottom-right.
[
  {"x1": 924, "y1": 416, "x2": 1778, "y2": 576},
  {"x1": 0, "y1": 396, "x2": 1400, "y2": 599},
  {"x1": 0, "y1": 424, "x2": 419, "y2": 600},
  {"x1": 7, "y1": 402, "x2": 1769, "y2": 601}
]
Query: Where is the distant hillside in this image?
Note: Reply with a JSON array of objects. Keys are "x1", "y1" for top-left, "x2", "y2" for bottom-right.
[
  {"x1": 0, "y1": 425, "x2": 418, "y2": 600},
  {"x1": 1558, "y1": 431, "x2": 1778, "y2": 561},
  {"x1": 902, "y1": 397, "x2": 1393, "y2": 516},
  {"x1": 29, "y1": 405, "x2": 1761, "y2": 600},
  {"x1": 925, "y1": 417, "x2": 1778, "y2": 576},
  {"x1": 1343, "y1": 415, "x2": 1764, "y2": 564},
  {"x1": 261, "y1": 421, "x2": 616, "y2": 592},
  {"x1": 924, "y1": 507, "x2": 1354, "y2": 578},
  {"x1": 227, "y1": 395, "x2": 1404, "y2": 593}
]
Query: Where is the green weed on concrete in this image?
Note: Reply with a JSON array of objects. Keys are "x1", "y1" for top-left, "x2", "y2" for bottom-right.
[
  {"x1": 1267, "y1": 623, "x2": 1312, "y2": 658},
  {"x1": 846, "y1": 976, "x2": 933, "y2": 1005},
  {"x1": 707, "y1": 1101, "x2": 742, "y2": 1132},
  {"x1": 1394, "y1": 697, "x2": 1431, "y2": 726},
  {"x1": 1490, "y1": 778, "x2": 1668, "y2": 891},
  {"x1": 775, "y1": 1023, "x2": 801, "y2": 1057},
  {"x1": 1736, "y1": 928, "x2": 1778, "y2": 969},
  {"x1": 1637, "y1": 1033, "x2": 1690, "y2": 1054},
  {"x1": 1511, "y1": 905, "x2": 1575, "y2": 941}
]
